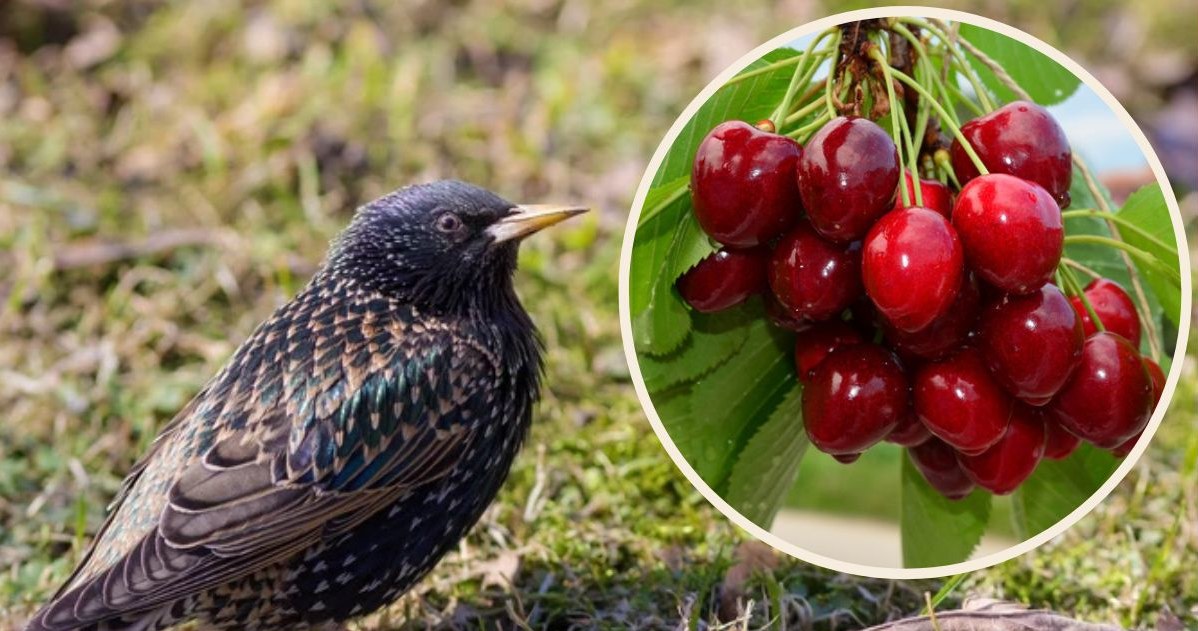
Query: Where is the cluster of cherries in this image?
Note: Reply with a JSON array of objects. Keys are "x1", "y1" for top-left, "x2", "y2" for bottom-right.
[{"x1": 677, "y1": 101, "x2": 1164, "y2": 499}]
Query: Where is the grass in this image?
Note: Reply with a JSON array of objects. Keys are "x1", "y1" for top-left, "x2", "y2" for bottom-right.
[{"x1": 0, "y1": 1, "x2": 1195, "y2": 630}]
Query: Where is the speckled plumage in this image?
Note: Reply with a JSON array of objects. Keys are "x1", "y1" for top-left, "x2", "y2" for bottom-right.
[{"x1": 27, "y1": 181, "x2": 579, "y2": 631}]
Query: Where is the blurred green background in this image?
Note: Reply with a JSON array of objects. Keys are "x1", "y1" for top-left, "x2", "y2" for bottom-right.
[{"x1": 0, "y1": 0, "x2": 1195, "y2": 629}]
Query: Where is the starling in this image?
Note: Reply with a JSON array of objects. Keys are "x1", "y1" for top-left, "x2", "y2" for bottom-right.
[{"x1": 26, "y1": 181, "x2": 585, "y2": 631}]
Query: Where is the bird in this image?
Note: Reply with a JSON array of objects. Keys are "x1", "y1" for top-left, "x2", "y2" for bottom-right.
[{"x1": 25, "y1": 180, "x2": 586, "y2": 631}]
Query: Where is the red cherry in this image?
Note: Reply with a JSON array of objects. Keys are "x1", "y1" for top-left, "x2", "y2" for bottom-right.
[
  {"x1": 797, "y1": 116, "x2": 900, "y2": 242},
  {"x1": 803, "y1": 345, "x2": 907, "y2": 456},
  {"x1": 881, "y1": 273, "x2": 981, "y2": 361},
  {"x1": 793, "y1": 321, "x2": 864, "y2": 383},
  {"x1": 1068, "y1": 278, "x2": 1141, "y2": 347},
  {"x1": 1143, "y1": 357, "x2": 1165, "y2": 405},
  {"x1": 1111, "y1": 432, "x2": 1141, "y2": 458},
  {"x1": 863, "y1": 207, "x2": 964, "y2": 332},
  {"x1": 914, "y1": 347, "x2": 1012, "y2": 455},
  {"x1": 957, "y1": 403, "x2": 1046, "y2": 495},
  {"x1": 691, "y1": 121, "x2": 802, "y2": 247},
  {"x1": 894, "y1": 171, "x2": 953, "y2": 218},
  {"x1": 764, "y1": 293, "x2": 811, "y2": 332},
  {"x1": 1043, "y1": 417, "x2": 1081, "y2": 460},
  {"x1": 952, "y1": 173, "x2": 1063, "y2": 295},
  {"x1": 887, "y1": 411, "x2": 932, "y2": 447},
  {"x1": 833, "y1": 453, "x2": 862, "y2": 464},
  {"x1": 909, "y1": 438, "x2": 975, "y2": 500},
  {"x1": 950, "y1": 101, "x2": 1072, "y2": 207},
  {"x1": 1050, "y1": 332, "x2": 1153, "y2": 449},
  {"x1": 978, "y1": 283, "x2": 1084, "y2": 405},
  {"x1": 769, "y1": 221, "x2": 862, "y2": 321},
  {"x1": 676, "y1": 248, "x2": 768, "y2": 313}
]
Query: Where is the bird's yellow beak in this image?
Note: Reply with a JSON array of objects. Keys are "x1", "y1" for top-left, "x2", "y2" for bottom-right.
[{"x1": 487, "y1": 204, "x2": 588, "y2": 243}]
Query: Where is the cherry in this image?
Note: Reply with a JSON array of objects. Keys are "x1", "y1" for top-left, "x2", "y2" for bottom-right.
[
  {"x1": 803, "y1": 345, "x2": 907, "y2": 456},
  {"x1": 1143, "y1": 357, "x2": 1165, "y2": 405},
  {"x1": 1050, "y1": 332, "x2": 1153, "y2": 449},
  {"x1": 691, "y1": 121, "x2": 802, "y2": 247},
  {"x1": 887, "y1": 411, "x2": 932, "y2": 447},
  {"x1": 952, "y1": 174, "x2": 1063, "y2": 295},
  {"x1": 764, "y1": 293, "x2": 811, "y2": 332},
  {"x1": 909, "y1": 438, "x2": 975, "y2": 500},
  {"x1": 893, "y1": 171, "x2": 953, "y2": 218},
  {"x1": 1068, "y1": 278, "x2": 1141, "y2": 347},
  {"x1": 1111, "y1": 432, "x2": 1141, "y2": 458},
  {"x1": 914, "y1": 347, "x2": 1012, "y2": 455},
  {"x1": 957, "y1": 403, "x2": 1046, "y2": 495},
  {"x1": 950, "y1": 100, "x2": 1072, "y2": 208},
  {"x1": 676, "y1": 248, "x2": 768, "y2": 313},
  {"x1": 881, "y1": 273, "x2": 980, "y2": 361},
  {"x1": 793, "y1": 321, "x2": 864, "y2": 383},
  {"x1": 1043, "y1": 417, "x2": 1081, "y2": 460},
  {"x1": 797, "y1": 116, "x2": 900, "y2": 242},
  {"x1": 833, "y1": 453, "x2": 862, "y2": 464},
  {"x1": 863, "y1": 207, "x2": 964, "y2": 332},
  {"x1": 769, "y1": 221, "x2": 862, "y2": 321},
  {"x1": 978, "y1": 283, "x2": 1084, "y2": 405}
]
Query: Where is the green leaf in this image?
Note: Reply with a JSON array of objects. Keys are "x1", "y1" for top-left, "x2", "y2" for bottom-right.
[
  {"x1": 1010, "y1": 443, "x2": 1119, "y2": 539},
  {"x1": 958, "y1": 23, "x2": 1080, "y2": 106},
  {"x1": 652, "y1": 48, "x2": 802, "y2": 187},
  {"x1": 662, "y1": 318, "x2": 793, "y2": 489},
  {"x1": 723, "y1": 384, "x2": 808, "y2": 526},
  {"x1": 1117, "y1": 184, "x2": 1181, "y2": 325},
  {"x1": 901, "y1": 454, "x2": 992, "y2": 567},
  {"x1": 630, "y1": 177, "x2": 695, "y2": 356},
  {"x1": 640, "y1": 306, "x2": 752, "y2": 392}
]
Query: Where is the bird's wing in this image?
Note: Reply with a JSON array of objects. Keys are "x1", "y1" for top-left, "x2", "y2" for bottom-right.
[{"x1": 34, "y1": 295, "x2": 504, "y2": 630}]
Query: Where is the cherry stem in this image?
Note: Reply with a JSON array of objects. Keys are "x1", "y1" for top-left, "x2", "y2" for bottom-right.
[
  {"x1": 1073, "y1": 156, "x2": 1162, "y2": 360},
  {"x1": 950, "y1": 57, "x2": 995, "y2": 112},
  {"x1": 946, "y1": 82, "x2": 986, "y2": 117},
  {"x1": 895, "y1": 99, "x2": 923, "y2": 206},
  {"x1": 1063, "y1": 235, "x2": 1182, "y2": 287},
  {"x1": 901, "y1": 17, "x2": 998, "y2": 112},
  {"x1": 726, "y1": 55, "x2": 803, "y2": 86},
  {"x1": 785, "y1": 111, "x2": 831, "y2": 141},
  {"x1": 886, "y1": 65, "x2": 989, "y2": 175},
  {"x1": 1057, "y1": 262, "x2": 1106, "y2": 333},
  {"x1": 824, "y1": 30, "x2": 843, "y2": 120},
  {"x1": 889, "y1": 21, "x2": 965, "y2": 128},
  {"x1": 784, "y1": 96, "x2": 828, "y2": 127},
  {"x1": 933, "y1": 149, "x2": 960, "y2": 188},
  {"x1": 868, "y1": 44, "x2": 911, "y2": 207},
  {"x1": 772, "y1": 31, "x2": 835, "y2": 129},
  {"x1": 1062, "y1": 210, "x2": 1178, "y2": 256},
  {"x1": 1061, "y1": 257, "x2": 1103, "y2": 279}
]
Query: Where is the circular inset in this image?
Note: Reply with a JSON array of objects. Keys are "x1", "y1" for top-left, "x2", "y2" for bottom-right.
[{"x1": 619, "y1": 8, "x2": 1190, "y2": 578}]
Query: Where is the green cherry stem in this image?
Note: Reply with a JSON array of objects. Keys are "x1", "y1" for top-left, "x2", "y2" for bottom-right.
[
  {"x1": 868, "y1": 44, "x2": 910, "y2": 207},
  {"x1": 1058, "y1": 262, "x2": 1106, "y2": 333},
  {"x1": 785, "y1": 111, "x2": 831, "y2": 141},
  {"x1": 772, "y1": 32, "x2": 834, "y2": 128},
  {"x1": 886, "y1": 65, "x2": 989, "y2": 175},
  {"x1": 900, "y1": 16, "x2": 998, "y2": 112},
  {"x1": 946, "y1": 82, "x2": 986, "y2": 117},
  {"x1": 824, "y1": 30, "x2": 843, "y2": 120},
  {"x1": 1061, "y1": 210, "x2": 1179, "y2": 256},
  {"x1": 894, "y1": 99, "x2": 923, "y2": 207},
  {"x1": 1063, "y1": 235, "x2": 1183, "y2": 287},
  {"x1": 933, "y1": 149, "x2": 960, "y2": 188},
  {"x1": 783, "y1": 96, "x2": 829, "y2": 127},
  {"x1": 1061, "y1": 257, "x2": 1103, "y2": 280}
]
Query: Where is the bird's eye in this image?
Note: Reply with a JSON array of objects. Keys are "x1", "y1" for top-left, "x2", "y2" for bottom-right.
[{"x1": 434, "y1": 212, "x2": 463, "y2": 234}]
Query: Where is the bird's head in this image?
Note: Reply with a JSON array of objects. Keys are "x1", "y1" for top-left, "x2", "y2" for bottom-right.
[{"x1": 328, "y1": 180, "x2": 585, "y2": 314}]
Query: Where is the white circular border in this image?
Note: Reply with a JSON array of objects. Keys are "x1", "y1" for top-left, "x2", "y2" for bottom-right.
[{"x1": 617, "y1": 5, "x2": 1192, "y2": 579}]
